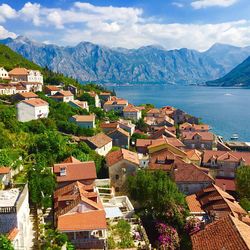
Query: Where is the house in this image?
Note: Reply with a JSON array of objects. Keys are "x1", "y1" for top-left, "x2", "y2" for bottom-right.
[
  {"x1": 13, "y1": 92, "x2": 38, "y2": 101},
  {"x1": 100, "y1": 122, "x2": 119, "y2": 134},
  {"x1": 123, "y1": 105, "x2": 142, "y2": 121},
  {"x1": 51, "y1": 90, "x2": 74, "y2": 102},
  {"x1": 186, "y1": 149, "x2": 202, "y2": 165},
  {"x1": 172, "y1": 162, "x2": 214, "y2": 195},
  {"x1": 67, "y1": 84, "x2": 78, "y2": 95},
  {"x1": 0, "y1": 167, "x2": 11, "y2": 188},
  {"x1": 0, "y1": 84, "x2": 16, "y2": 95},
  {"x1": 117, "y1": 119, "x2": 135, "y2": 135},
  {"x1": 144, "y1": 115, "x2": 174, "y2": 128},
  {"x1": 19, "y1": 81, "x2": 43, "y2": 92},
  {"x1": 191, "y1": 215, "x2": 250, "y2": 250},
  {"x1": 70, "y1": 114, "x2": 96, "y2": 129},
  {"x1": 0, "y1": 67, "x2": 9, "y2": 79},
  {"x1": 136, "y1": 138, "x2": 185, "y2": 154},
  {"x1": 83, "y1": 133, "x2": 112, "y2": 156},
  {"x1": 17, "y1": 98, "x2": 49, "y2": 122},
  {"x1": 9, "y1": 68, "x2": 43, "y2": 84},
  {"x1": 160, "y1": 106, "x2": 175, "y2": 116},
  {"x1": 146, "y1": 108, "x2": 160, "y2": 117},
  {"x1": 202, "y1": 150, "x2": 250, "y2": 178},
  {"x1": 68, "y1": 100, "x2": 89, "y2": 111},
  {"x1": 107, "y1": 127, "x2": 130, "y2": 148},
  {"x1": 106, "y1": 148, "x2": 139, "y2": 192},
  {"x1": 44, "y1": 85, "x2": 60, "y2": 96},
  {"x1": 53, "y1": 156, "x2": 97, "y2": 188},
  {"x1": 99, "y1": 92, "x2": 112, "y2": 102},
  {"x1": 88, "y1": 92, "x2": 101, "y2": 107},
  {"x1": 0, "y1": 184, "x2": 31, "y2": 250},
  {"x1": 179, "y1": 122, "x2": 210, "y2": 132},
  {"x1": 54, "y1": 181, "x2": 107, "y2": 249},
  {"x1": 186, "y1": 184, "x2": 247, "y2": 220},
  {"x1": 103, "y1": 97, "x2": 128, "y2": 112},
  {"x1": 149, "y1": 126, "x2": 177, "y2": 139},
  {"x1": 172, "y1": 109, "x2": 199, "y2": 125},
  {"x1": 181, "y1": 131, "x2": 215, "y2": 150}
]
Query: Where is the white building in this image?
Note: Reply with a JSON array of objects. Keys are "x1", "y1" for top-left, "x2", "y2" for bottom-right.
[
  {"x1": 88, "y1": 92, "x2": 101, "y2": 107},
  {"x1": 68, "y1": 100, "x2": 89, "y2": 111},
  {"x1": 17, "y1": 98, "x2": 49, "y2": 122},
  {"x1": 0, "y1": 84, "x2": 16, "y2": 95},
  {"x1": 9, "y1": 68, "x2": 43, "y2": 84},
  {"x1": 51, "y1": 91, "x2": 74, "y2": 103},
  {"x1": 123, "y1": 105, "x2": 142, "y2": 121},
  {"x1": 0, "y1": 67, "x2": 9, "y2": 79},
  {"x1": 0, "y1": 184, "x2": 31, "y2": 250}
]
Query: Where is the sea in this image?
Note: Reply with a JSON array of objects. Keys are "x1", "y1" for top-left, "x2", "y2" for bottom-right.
[{"x1": 109, "y1": 84, "x2": 250, "y2": 142}]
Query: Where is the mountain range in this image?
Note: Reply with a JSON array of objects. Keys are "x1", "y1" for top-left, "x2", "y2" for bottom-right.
[{"x1": 1, "y1": 36, "x2": 250, "y2": 84}]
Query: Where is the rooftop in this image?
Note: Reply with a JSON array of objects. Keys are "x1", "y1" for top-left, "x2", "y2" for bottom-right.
[
  {"x1": 72, "y1": 114, "x2": 95, "y2": 122},
  {"x1": 0, "y1": 188, "x2": 19, "y2": 207},
  {"x1": 21, "y1": 98, "x2": 48, "y2": 107},
  {"x1": 85, "y1": 133, "x2": 112, "y2": 148}
]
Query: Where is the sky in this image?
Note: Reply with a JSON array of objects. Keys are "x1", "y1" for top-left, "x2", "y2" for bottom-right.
[{"x1": 0, "y1": 0, "x2": 250, "y2": 51}]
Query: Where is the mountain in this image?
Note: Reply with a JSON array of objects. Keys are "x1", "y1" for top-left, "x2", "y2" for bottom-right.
[
  {"x1": 1, "y1": 36, "x2": 250, "y2": 84},
  {"x1": 206, "y1": 56, "x2": 250, "y2": 87}
]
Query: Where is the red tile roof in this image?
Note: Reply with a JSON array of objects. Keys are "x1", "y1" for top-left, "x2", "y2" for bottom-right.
[
  {"x1": 123, "y1": 105, "x2": 140, "y2": 112},
  {"x1": 215, "y1": 178, "x2": 236, "y2": 192},
  {"x1": 182, "y1": 131, "x2": 214, "y2": 141},
  {"x1": 7, "y1": 227, "x2": 19, "y2": 241},
  {"x1": 173, "y1": 162, "x2": 214, "y2": 183},
  {"x1": 191, "y1": 215, "x2": 250, "y2": 250},
  {"x1": 17, "y1": 92, "x2": 38, "y2": 98},
  {"x1": 108, "y1": 127, "x2": 129, "y2": 137},
  {"x1": 0, "y1": 167, "x2": 11, "y2": 174},
  {"x1": 22, "y1": 98, "x2": 48, "y2": 107},
  {"x1": 53, "y1": 159, "x2": 96, "y2": 183},
  {"x1": 186, "y1": 194, "x2": 204, "y2": 213},
  {"x1": 9, "y1": 68, "x2": 28, "y2": 75},
  {"x1": 72, "y1": 114, "x2": 95, "y2": 122},
  {"x1": 45, "y1": 85, "x2": 60, "y2": 91},
  {"x1": 85, "y1": 133, "x2": 112, "y2": 148},
  {"x1": 106, "y1": 148, "x2": 139, "y2": 166}
]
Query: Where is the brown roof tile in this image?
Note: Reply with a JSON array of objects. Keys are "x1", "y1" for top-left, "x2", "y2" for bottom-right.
[
  {"x1": 0, "y1": 167, "x2": 11, "y2": 174},
  {"x1": 22, "y1": 98, "x2": 48, "y2": 107},
  {"x1": 85, "y1": 133, "x2": 112, "y2": 148}
]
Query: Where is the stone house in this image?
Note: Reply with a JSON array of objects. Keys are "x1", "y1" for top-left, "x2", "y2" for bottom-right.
[
  {"x1": 181, "y1": 131, "x2": 215, "y2": 150},
  {"x1": 106, "y1": 149, "x2": 139, "y2": 192},
  {"x1": 83, "y1": 133, "x2": 112, "y2": 156},
  {"x1": 107, "y1": 127, "x2": 130, "y2": 148},
  {"x1": 17, "y1": 98, "x2": 49, "y2": 122},
  {"x1": 70, "y1": 114, "x2": 96, "y2": 129}
]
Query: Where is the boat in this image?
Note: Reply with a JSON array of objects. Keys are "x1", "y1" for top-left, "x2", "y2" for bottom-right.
[{"x1": 231, "y1": 134, "x2": 239, "y2": 140}]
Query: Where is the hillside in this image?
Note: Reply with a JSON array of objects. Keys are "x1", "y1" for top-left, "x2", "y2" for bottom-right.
[
  {"x1": 2, "y1": 36, "x2": 250, "y2": 84},
  {"x1": 206, "y1": 56, "x2": 250, "y2": 87}
]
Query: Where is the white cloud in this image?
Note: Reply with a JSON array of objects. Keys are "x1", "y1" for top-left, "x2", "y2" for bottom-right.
[
  {"x1": 172, "y1": 2, "x2": 185, "y2": 8},
  {"x1": 1, "y1": 2, "x2": 250, "y2": 51},
  {"x1": 0, "y1": 4, "x2": 17, "y2": 22},
  {"x1": 0, "y1": 25, "x2": 17, "y2": 39},
  {"x1": 191, "y1": 0, "x2": 238, "y2": 9}
]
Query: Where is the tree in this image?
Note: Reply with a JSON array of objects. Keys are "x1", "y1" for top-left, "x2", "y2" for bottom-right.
[
  {"x1": 79, "y1": 93, "x2": 95, "y2": 106},
  {"x1": 135, "y1": 118, "x2": 148, "y2": 132},
  {"x1": 236, "y1": 166, "x2": 250, "y2": 211},
  {"x1": 0, "y1": 235, "x2": 14, "y2": 250},
  {"x1": 127, "y1": 170, "x2": 188, "y2": 227}
]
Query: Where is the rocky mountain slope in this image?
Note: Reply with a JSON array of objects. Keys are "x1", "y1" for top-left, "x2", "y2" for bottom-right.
[{"x1": 1, "y1": 36, "x2": 250, "y2": 84}]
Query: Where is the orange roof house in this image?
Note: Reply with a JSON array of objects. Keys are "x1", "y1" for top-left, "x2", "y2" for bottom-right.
[
  {"x1": 53, "y1": 156, "x2": 97, "y2": 188},
  {"x1": 191, "y1": 215, "x2": 250, "y2": 250},
  {"x1": 54, "y1": 181, "x2": 107, "y2": 249}
]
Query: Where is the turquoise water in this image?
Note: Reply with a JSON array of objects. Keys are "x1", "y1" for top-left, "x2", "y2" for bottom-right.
[{"x1": 111, "y1": 85, "x2": 250, "y2": 141}]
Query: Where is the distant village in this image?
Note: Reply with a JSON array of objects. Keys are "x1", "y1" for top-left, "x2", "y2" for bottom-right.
[{"x1": 0, "y1": 66, "x2": 250, "y2": 250}]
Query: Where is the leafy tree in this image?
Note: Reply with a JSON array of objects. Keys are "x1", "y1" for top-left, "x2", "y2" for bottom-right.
[
  {"x1": 135, "y1": 118, "x2": 148, "y2": 132},
  {"x1": 0, "y1": 235, "x2": 14, "y2": 250},
  {"x1": 128, "y1": 170, "x2": 188, "y2": 228},
  {"x1": 236, "y1": 166, "x2": 250, "y2": 199},
  {"x1": 79, "y1": 93, "x2": 95, "y2": 106},
  {"x1": 27, "y1": 162, "x2": 56, "y2": 208}
]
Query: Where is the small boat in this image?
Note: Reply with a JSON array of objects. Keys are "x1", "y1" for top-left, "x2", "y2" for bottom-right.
[{"x1": 231, "y1": 134, "x2": 239, "y2": 140}]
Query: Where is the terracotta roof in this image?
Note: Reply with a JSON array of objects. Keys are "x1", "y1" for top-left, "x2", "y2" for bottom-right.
[
  {"x1": 180, "y1": 122, "x2": 210, "y2": 131},
  {"x1": 9, "y1": 68, "x2": 28, "y2": 75},
  {"x1": 57, "y1": 210, "x2": 107, "y2": 231},
  {"x1": 106, "y1": 148, "x2": 139, "y2": 166},
  {"x1": 149, "y1": 126, "x2": 177, "y2": 139},
  {"x1": 17, "y1": 92, "x2": 38, "y2": 98},
  {"x1": 203, "y1": 150, "x2": 250, "y2": 165},
  {"x1": 186, "y1": 194, "x2": 204, "y2": 213},
  {"x1": 147, "y1": 108, "x2": 160, "y2": 114},
  {"x1": 104, "y1": 98, "x2": 128, "y2": 105},
  {"x1": 182, "y1": 131, "x2": 214, "y2": 141},
  {"x1": 0, "y1": 167, "x2": 11, "y2": 174},
  {"x1": 22, "y1": 98, "x2": 48, "y2": 107},
  {"x1": 191, "y1": 215, "x2": 250, "y2": 250},
  {"x1": 173, "y1": 162, "x2": 214, "y2": 183},
  {"x1": 123, "y1": 105, "x2": 140, "y2": 112},
  {"x1": 186, "y1": 149, "x2": 202, "y2": 161},
  {"x1": 69, "y1": 100, "x2": 88, "y2": 109},
  {"x1": 53, "y1": 159, "x2": 96, "y2": 183},
  {"x1": 62, "y1": 156, "x2": 81, "y2": 164},
  {"x1": 7, "y1": 227, "x2": 19, "y2": 241},
  {"x1": 100, "y1": 122, "x2": 119, "y2": 129},
  {"x1": 54, "y1": 90, "x2": 73, "y2": 97},
  {"x1": 45, "y1": 85, "x2": 60, "y2": 91},
  {"x1": 215, "y1": 178, "x2": 236, "y2": 191},
  {"x1": 85, "y1": 133, "x2": 112, "y2": 148},
  {"x1": 72, "y1": 114, "x2": 95, "y2": 122},
  {"x1": 108, "y1": 127, "x2": 129, "y2": 137}
]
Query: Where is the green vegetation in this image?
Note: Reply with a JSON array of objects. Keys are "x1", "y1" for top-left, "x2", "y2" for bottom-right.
[
  {"x1": 236, "y1": 166, "x2": 250, "y2": 211},
  {"x1": 0, "y1": 235, "x2": 14, "y2": 250}
]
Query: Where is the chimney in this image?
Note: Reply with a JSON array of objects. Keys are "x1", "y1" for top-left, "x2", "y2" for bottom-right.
[{"x1": 222, "y1": 183, "x2": 226, "y2": 191}]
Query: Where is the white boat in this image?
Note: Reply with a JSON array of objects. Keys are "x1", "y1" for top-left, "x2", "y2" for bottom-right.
[{"x1": 231, "y1": 134, "x2": 239, "y2": 140}]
